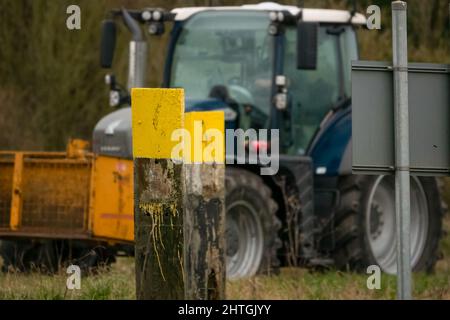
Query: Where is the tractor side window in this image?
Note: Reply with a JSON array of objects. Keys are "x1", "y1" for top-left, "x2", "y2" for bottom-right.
[{"x1": 284, "y1": 26, "x2": 340, "y2": 155}]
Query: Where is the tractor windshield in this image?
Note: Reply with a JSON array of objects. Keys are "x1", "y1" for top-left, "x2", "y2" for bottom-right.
[{"x1": 170, "y1": 11, "x2": 273, "y2": 118}]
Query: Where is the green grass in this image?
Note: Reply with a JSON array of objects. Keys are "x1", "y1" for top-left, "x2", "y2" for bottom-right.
[
  {"x1": 0, "y1": 255, "x2": 448, "y2": 300},
  {"x1": 1, "y1": 186, "x2": 449, "y2": 300},
  {"x1": 227, "y1": 266, "x2": 449, "y2": 300},
  {"x1": 231, "y1": 212, "x2": 449, "y2": 300},
  {"x1": 0, "y1": 258, "x2": 136, "y2": 300}
]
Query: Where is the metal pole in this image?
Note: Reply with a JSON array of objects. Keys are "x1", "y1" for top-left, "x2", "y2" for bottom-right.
[{"x1": 392, "y1": 1, "x2": 411, "y2": 300}]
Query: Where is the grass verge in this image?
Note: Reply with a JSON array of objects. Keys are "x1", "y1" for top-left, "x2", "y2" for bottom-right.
[{"x1": 0, "y1": 192, "x2": 448, "y2": 300}]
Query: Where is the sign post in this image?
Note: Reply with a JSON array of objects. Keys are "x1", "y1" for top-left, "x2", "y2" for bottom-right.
[
  {"x1": 392, "y1": 0, "x2": 411, "y2": 300},
  {"x1": 353, "y1": 0, "x2": 449, "y2": 302}
]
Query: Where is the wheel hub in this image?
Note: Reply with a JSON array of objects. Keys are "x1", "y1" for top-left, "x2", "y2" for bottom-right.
[
  {"x1": 365, "y1": 176, "x2": 429, "y2": 274},
  {"x1": 369, "y1": 201, "x2": 384, "y2": 240},
  {"x1": 225, "y1": 200, "x2": 264, "y2": 280}
]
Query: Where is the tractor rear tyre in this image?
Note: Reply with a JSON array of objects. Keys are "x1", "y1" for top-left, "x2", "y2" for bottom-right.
[
  {"x1": 333, "y1": 175, "x2": 443, "y2": 274},
  {"x1": 225, "y1": 168, "x2": 281, "y2": 279}
]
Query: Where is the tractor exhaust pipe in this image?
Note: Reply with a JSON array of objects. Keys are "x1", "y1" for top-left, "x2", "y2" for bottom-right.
[{"x1": 121, "y1": 8, "x2": 147, "y2": 91}]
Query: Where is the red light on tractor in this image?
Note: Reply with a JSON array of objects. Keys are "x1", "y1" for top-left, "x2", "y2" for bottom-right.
[{"x1": 250, "y1": 140, "x2": 270, "y2": 153}]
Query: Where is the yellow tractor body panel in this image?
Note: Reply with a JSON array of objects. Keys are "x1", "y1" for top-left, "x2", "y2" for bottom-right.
[{"x1": 91, "y1": 156, "x2": 134, "y2": 242}]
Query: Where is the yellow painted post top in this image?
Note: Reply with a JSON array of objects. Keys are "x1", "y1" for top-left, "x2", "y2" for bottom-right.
[
  {"x1": 132, "y1": 88, "x2": 224, "y2": 163},
  {"x1": 184, "y1": 111, "x2": 225, "y2": 164},
  {"x1": 132, "y1": 88, "x2": 185, "y2": 159}
]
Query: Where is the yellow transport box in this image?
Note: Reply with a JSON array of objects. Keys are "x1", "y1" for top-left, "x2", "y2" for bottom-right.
[{"x1": 0, "y1": 140, "x2": 134, "y2": 243}]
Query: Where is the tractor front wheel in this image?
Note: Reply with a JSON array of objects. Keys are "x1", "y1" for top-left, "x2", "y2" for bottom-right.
[{"x1": 225, "y1": 168, "x2": 281, "y2": 279}]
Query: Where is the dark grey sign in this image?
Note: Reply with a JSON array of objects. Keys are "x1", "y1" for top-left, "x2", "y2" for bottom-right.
[{"x1": 352, "y1": 61, "x2": 450, "y2": 175}]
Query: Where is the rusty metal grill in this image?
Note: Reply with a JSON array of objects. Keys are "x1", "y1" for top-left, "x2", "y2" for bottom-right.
[
  {"x1": 0, "y1": 155, "x2": 13, "y2": 228},
  {"x1": 20, "y1": 159, "x2": 92, "y2": 232}
]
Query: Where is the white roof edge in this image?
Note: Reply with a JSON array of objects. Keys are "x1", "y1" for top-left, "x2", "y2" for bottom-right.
[{"x1": 171, "y1": 3, "x2": 366, "y2": 25}]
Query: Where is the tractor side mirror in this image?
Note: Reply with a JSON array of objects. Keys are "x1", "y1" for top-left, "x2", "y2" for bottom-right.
[
  {"x1": 100, "y1": 19, "x2": 117, "y2": 68},
  {"x1": 297, "y1": 21, "x2": 318, "y2": 70}
]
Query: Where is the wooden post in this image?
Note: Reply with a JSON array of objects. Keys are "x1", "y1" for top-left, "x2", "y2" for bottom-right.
[
  {"x1": 132, "y1": 88, "x2": 185, "y2": 299},
  {"x1": 132, "y1": 89, "x2": 225, "y2": 300},
  {"x1": 183, "y1": 112, "x2": 225, "y2": 300}
]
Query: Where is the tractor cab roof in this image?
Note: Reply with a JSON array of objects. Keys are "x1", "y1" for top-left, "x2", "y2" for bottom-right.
[{"x1": 171, "y1": 2, "x2": 367, "y2": 25}]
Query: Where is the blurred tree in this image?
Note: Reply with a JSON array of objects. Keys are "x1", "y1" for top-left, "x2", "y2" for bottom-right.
[{"x1": 0, "y1": 0, "x2": 447, "y2": 150}]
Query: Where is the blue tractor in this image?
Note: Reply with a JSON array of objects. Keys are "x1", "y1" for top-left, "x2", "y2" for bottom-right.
[{"x1": 95, "y1": 2, "x2": 443, "y2": 279}]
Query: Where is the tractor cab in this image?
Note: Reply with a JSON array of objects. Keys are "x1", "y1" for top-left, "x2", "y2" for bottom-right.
[{"x1": 95, "y1": 3, "x2": 365, "y2": 160}]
